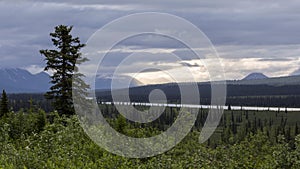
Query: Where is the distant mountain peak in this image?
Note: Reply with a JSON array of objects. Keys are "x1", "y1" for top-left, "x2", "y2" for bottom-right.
[
  {"x1": 291, "y1": 68, "x2": 300, "y2": 76},
  {"x1": 0, "y1": 68, "x2": 50, "y2": 93},
  {"x1": 242, "y1": 72, "x2": 268, "y2": 80}
]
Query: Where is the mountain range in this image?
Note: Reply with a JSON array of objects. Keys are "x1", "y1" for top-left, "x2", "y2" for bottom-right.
[
  {"x1": 1, "y1": 68, "x2": 300, "y2": 93},
  {"x1": 0, "y1": 68, "x2": 50, "y2": 93},
  {"x1": 228, "y1": 73, "x2": 300, "y2": 86},
  {"x1": 96, "y1": 72, "x2": 300, "y2": 107},
  {"x1": 0, "y1": 68, "x2": 143, "y2": 93}
]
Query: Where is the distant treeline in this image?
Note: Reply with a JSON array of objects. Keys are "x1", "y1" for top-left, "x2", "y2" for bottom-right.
[
  {"x1": 97, "y1": 84, "x2": 300, "y2": 108},
  {"x1": 5, "y1": 84, "x2": 300, "y2": 112},
  {"x1": 7, "y1": 93, "x2": 53, "y2": 112}
]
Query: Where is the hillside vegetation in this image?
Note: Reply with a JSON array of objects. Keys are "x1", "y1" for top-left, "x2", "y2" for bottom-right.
[{"x1": 1, "y1": 107, "x2": 300, "y2": 168}]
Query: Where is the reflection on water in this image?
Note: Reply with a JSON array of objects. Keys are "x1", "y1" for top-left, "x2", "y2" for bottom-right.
[{"x1": 99, "y1": 101, "x2": 300, "y2": 112}]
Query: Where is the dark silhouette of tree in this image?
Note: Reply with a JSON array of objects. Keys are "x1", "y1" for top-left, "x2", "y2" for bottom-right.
[
  {"x1": 0, "y1": 89, "x2": 9, "y2": 117},
  {"x1": 228, "y1": 104, "x2": 231, "y2": 110},
  {"x1": 40, "y1": 25, "x2": 89, "y2": 116}
]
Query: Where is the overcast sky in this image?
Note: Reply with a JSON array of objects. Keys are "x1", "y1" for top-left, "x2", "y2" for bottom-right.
[{"x1": 0, "y1": 0, "x2": 300, "y2": 84}]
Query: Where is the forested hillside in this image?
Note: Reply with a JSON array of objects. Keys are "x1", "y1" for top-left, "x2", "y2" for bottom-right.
[
  {"x1": 96, "y1": 84, "x2": 300, "y2": 107},
  {"x1": 1, "y1": 106, "x2": 300, "y2": 168}
]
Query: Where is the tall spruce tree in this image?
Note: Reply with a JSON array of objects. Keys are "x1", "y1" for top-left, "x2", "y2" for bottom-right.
[
  {"x1": 40, "y1": 25, "x2": 89, "y2": 116},
  {"x1": 0, "y1": 89, "x2": 9, "y2": 117}
]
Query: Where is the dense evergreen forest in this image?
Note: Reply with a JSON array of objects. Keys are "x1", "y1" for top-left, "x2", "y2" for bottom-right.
[{"x1": 1, "y1": 102, "x2": 300, "y2": 168}]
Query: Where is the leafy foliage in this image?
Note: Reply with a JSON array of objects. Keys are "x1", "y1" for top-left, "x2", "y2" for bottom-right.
[{"x1": 1, "y1": 108, "x2": 300, "y2": 168}]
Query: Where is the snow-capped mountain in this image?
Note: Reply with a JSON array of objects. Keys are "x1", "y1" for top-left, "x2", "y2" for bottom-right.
[{"x1": 0, "y1": 68, "x2": 51, "y2": 93}]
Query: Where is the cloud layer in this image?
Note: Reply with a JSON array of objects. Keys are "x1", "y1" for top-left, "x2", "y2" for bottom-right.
[{"x1": 0, "y1": 1, "x2": 300, "y2": 83}]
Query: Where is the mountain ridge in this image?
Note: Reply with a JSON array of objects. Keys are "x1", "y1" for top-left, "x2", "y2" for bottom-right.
[
  {"x1": 0, "y1": 68, "x2": 143, "y2": 93},
  {"x1": 1, "y1": 68, "x2": 300, "y2": 93},
  {"x1": 0, "y1": 68, "x2": 51, "y2": 93},
  {"x1": 242, "y1": 72, "x2": 268, "y2": 80}
]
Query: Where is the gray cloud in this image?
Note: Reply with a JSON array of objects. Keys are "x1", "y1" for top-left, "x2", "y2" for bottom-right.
[
  {"x1": 119, "y1": 34, "x2": 185, "y2": 49},
  {"x1": 258, "y1": 58, "x2": 294, "y2": 62},
  {"x1": 180, "y1": 62, "x2": 201, "y2": 68},
  {"x1": 1, "y1": 1, "x2": 300, "y2": 80},
  {"x1": 140, "y1": 68, "x2": 162, "y2": 73}
]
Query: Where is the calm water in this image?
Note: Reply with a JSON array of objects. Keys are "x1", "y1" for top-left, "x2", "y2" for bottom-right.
[{"x1": 100, "y1": 101, "x2": 300, "y2": 112}]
